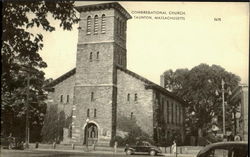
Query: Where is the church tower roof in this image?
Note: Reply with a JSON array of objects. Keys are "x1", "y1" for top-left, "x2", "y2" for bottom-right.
[{"x1": 75, "y1": 2, "x2": 132, "y2": 19}]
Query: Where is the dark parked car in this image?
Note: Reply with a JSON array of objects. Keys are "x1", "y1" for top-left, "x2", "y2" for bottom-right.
[
  {"x1": 196, "y1": 141, "x2": 248, "y2": 157},
  {"x1": 124, "y1": 141, "x2": 162, "y2": 156}
]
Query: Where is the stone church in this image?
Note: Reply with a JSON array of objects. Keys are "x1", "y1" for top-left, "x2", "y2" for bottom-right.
[{"x1": 46, "y1": 2, "x2": 186, "y2": 146}]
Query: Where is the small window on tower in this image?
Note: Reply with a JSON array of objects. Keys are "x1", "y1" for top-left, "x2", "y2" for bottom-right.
[
  {"x1": 94, "y1": 109, "x2": 97, "y2": 118},
  {"x1": 130, "y1": 112, "x2": 133, "y2": 120},
  {"x1": 90, "y1": 52, "x2": 93, "y2": 61},
  {"x1": 87, "y1": 16, "x2": 91, "y2": 35},
  {"x1": 101, "y1": 14, "x2": 106, "y2": 33},
  {"x1": 96, "y1": 51, "x2": 99, "y2": 60},
  {"x1": 94, "y1": 15, "x2": 98, "y2": 34},
  {"x1": 91, "y1": 92, "x2": 94, "y2": 101}
]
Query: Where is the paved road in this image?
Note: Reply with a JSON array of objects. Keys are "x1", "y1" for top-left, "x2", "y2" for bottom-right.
[{"x1": 1, "y1": 149, "x2": 168, "y2": 157}]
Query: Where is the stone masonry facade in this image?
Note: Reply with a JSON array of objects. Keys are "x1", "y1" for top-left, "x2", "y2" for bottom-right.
[{"x1": 46, "y1": 2, "x2": 186, "y2": 146}]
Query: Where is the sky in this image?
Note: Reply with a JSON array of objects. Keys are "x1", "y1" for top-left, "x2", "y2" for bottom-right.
[{"x1": 39, "y1": 1, "x2": 249, "y2": 85}]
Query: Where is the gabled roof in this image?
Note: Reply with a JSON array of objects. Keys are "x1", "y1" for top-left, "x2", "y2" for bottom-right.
[
  {"x1": 75, "y1": 2, "x2": 132, "y2": 19},
  {"x1": 45, "y1": 65, "x2": 186, "y2": 105},
  {"x1": 45, "y1": 68, "x2": 76, "y2": 88},
  {"x1": 116, "y1": 66, "x2": 187, "y2": 105}
]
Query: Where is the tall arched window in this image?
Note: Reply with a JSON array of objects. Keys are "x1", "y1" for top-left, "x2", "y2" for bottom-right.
[
  {"x1": 91, "y1": 92, "x2": 94, "y2": 101},
  {"x1": 94, "y1": 15, "x2": 98, "y2": 34},
  {"x1": 101, "y1": 14, "x2": 106, "y2": 33},
  {"x1": 89, "y1": 52, "x2": 93, "y2": 61},
  {"x1": 117, "y1": 18, "x2": 120, "y2": 35},
  {"x1": 96, "y1": 51, "x2": 99, "y2": 60},
  {"x1": 87, "y1": 16, "x2": 91, "y2": 35},
  {"x1": 120, "y1": 20, "x2": 123, "y2": 35},
  {"x1": 94, "y1": 109, "x2": 97, "y2": 118},
  {"x1": 123, "y1": 21, "x2": 126, "y2": 37},
  {"x1": 87, "y1": 109, "x2": 90, "y2": 117}
]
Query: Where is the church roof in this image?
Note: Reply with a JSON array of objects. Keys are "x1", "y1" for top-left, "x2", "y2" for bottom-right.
[
  {"x1": 116, "y1": 66, "x2": 187, "y2": 105},
  {"x1": 75, "y1": 2, "x2": 132, "y2": 19},
  {"x1": 46, "y1": 66, "x2": 186, "y2": 105},
  {"x1": 45, "y1": 68, "x2": 76, "y2": 88}
]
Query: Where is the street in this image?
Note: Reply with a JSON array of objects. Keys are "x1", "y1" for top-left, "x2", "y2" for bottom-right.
[{"x1": 0, "y1": 149, "x2": 191, "y2": 157}]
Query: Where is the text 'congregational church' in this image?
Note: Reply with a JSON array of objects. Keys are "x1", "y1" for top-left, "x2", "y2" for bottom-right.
[{"x1": 46, "y1": 2, "x2": 186, "y2": 146}]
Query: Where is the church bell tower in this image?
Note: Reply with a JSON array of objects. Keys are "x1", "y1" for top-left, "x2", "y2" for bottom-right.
[{"x1": 72, "y1": 3, "x2": 131, "y2": 145}]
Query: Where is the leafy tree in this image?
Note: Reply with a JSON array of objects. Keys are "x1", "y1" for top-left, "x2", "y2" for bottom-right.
[
  {"x1": 115, "y1": 115, "x2": 152, "y2": 146},
  {"x1": 41, "y1": 104, "x2": 58, "y2": 143},
  {"x1": 162, "y1": 64, "x2": 240, "y2": 137},
  {"x1": 2, "y1": 1, "x2": 79, "y2": 140}
]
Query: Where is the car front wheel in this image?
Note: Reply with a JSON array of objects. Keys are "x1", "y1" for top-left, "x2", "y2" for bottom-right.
[
  {"x1": 126, "y1": 149, "x2": 132, "y2": 155},
  {"x1": 149, "y1": 150, "x2": 156, "y2": 156}
]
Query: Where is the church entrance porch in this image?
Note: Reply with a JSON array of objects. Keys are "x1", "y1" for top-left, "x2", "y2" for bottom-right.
[{"x1": 84, "y1": 123, "x2": 98, "y2": 146}]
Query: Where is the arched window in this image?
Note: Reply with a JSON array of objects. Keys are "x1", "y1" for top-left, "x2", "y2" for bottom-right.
[
  {"x1": 96, "y1": 51, "x2": 99, "y2": 60},
  {"x1": 87, "y1": 109, "x2": 90, "y2": 117},
  {"x1": 123, "y1": 21, "x2": 126, "y2": 37},
  {"x1": 101, "y1": 14, "x2": 106, "y2": 33},
  {"x1": 94, "y1": 15, "x2": 98, "y2": 34},
  {"x1": 90, "y1": 52, "x2": 93, "y2": 61},
  {"x1": 87, "y1": 16, "x2": 91, "y2": 35},
  {"x1": 117, "y1": 18, "x2": 120, "y2": 35},
  {"x1": 60, "y1": 95, "x2": 63, "y2": 102},
  {"x1": 67, "y1": 95, "x2": 69, "y2": 103},
  {"x1": 127, "y1": 93, "x2": 130, "y2": 101},
  {"x1": 91, "y1": 92, "x2": 94, "y2": 101},
  {"x1": 120, "y1": 20, "x2": 122, "y2": 35},
  {"x1": 134, "y1": 93, "x2": 137, "y2": 101},
  {"x1": 94, "y1": 109, "x2": 97, "y2": 117},
  {"x1": 120, "y1": 54, "x2": 123, "y2": 65}
]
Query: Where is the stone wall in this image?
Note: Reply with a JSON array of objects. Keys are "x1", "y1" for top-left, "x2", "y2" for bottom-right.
[
  {"x1": 116, "y1": 69, "x2": 154, "y2": 136},
  {"x1": 50, "y1": 74, "x2": 75, "y2": 117},
  {"x1": 72, "y1": 85, "x2": 114, "y2": 144}
]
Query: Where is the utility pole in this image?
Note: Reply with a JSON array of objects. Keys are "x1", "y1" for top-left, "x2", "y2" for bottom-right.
[
  {"x1": 221, "y1": 79, "x2": 225, "y2": 136},
  {"x1": 21, "y1": 65, "x2": 35, "y2": 149},
  {"x1": 25, "y1": 72, "x2": 30, "y2": 149}
]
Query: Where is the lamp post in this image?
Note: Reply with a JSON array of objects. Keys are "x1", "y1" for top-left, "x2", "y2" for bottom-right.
[
  {"x1": 215, "y1": 79, "x2": 231, "y2": 137},
  {"x1": 86, "y1": 118, "x2": 89, "y2": 151}
]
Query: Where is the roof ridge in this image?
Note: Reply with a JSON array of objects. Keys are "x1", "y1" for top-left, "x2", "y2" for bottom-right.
[
  {"x1": 116, "y1": 66, "x2": 187, "y2": 105},
  {"x1": 45, "y1": 68, "x2": 76, "y2": 87}
]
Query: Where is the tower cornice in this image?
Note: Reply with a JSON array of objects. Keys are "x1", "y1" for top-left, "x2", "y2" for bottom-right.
[{"x1": 75, "y1": 2, "x2": 132, "y2": 20}]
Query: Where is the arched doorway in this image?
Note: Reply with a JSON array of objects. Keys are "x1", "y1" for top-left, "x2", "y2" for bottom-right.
[{"x1": 84, "y1": 123, "x2": 98, "y2": 145}]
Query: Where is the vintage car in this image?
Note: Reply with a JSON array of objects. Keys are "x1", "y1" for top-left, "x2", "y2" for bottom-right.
[
  {"x1": 196, "y1": 141, "x2": 248, "y2": 157},
  {"x1": 124, "y1": 141, "x2": 162, "y2": 156}
]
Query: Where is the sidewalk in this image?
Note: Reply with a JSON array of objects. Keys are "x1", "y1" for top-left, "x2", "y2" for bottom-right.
[
  {"x1": 32, "y1": 148, "x2": 197, "y2": 156},
  {"x1": 28, "y1": 143, "x2": 199, "y2": 156}
]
